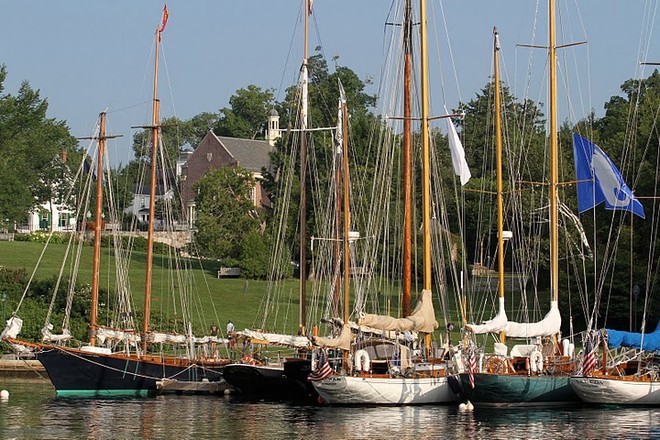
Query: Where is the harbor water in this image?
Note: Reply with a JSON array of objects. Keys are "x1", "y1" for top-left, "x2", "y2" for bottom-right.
[{"x1": 0, "y1": 378, "x2": 658, "y2": 439}]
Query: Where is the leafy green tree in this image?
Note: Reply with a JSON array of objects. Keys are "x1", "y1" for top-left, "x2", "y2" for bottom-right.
[
  {"x1": 215, "y1": 85, "x2": 275, "y2": 139},
  {"x1": 131, "y1": 116, "x2": 188, "y2": 167},
  {"x1": 238, "y1": 229, "x2": 270, "y2": 279},
  {"x1": 193, "y1": 167, "x2": 261, "y2": 259},
  {"x1": 451, "y1": 80, "x2": 546, "y2": 267},
  {"x1": 0, "y1": 65, "x2": 79, "y2": 229}
]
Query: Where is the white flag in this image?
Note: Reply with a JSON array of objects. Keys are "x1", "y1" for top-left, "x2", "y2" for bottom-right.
[{"x1": 446, "y1": 117, "x2": 471, "y2": 186}]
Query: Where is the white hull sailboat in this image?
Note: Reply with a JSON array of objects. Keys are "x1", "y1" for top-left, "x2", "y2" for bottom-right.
[
  {"x1": 311, "y1": 0, "x2": 462, "y2": 406},
  {"x1": 314, "y1": 375, "x2": 455, "y2": 405},
  {"x1": 570, "y1": 377, "x2": 660, "y2": 405},
  {"x1": 570, "y1": 324, "x2": 660, "y2": 405}
]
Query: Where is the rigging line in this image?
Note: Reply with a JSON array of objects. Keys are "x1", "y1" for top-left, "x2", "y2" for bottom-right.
[
  {"x1": 107, "y1": 101, "x2": 151, "y2": 115},
  {"x1": 434, "y1": 0, "x2": 462, "y2": 107},
  {"x1": 159, "y1": 42, "x2": 181, "y2": 129},
  {"x1": 637, "y1": 0, "x2": 658, "y2": 73},
  {"x1": 274, "y1": 5, "x2": 301, "y2": 103}
]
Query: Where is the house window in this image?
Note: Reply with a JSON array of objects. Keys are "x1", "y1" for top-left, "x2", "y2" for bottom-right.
[
  {"x1": 141, "y1": 197, "x2": 147, "y2": 209},
  {"x1": 39, "y1": 212, "x2": 50, "y2": 230}
]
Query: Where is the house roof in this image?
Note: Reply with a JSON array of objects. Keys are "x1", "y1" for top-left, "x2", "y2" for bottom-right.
[{"x1": 214, "y1": 134, "x2": 272, "y2": 173}]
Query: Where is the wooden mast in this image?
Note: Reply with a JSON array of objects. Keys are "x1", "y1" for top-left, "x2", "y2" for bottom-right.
[
  {"x1": 142, "y1": 12, "x2": 165, "y2": 351},
  {"x1": 340, "y1": 86, "x2": 351, "y2": 371},
  {"x1": 402, "y1": 0, "x2": 413, "y2": 317},
  {"x1": 419, "y1": 0, "x2": 431, "y2": 293},
  {"x1": 299, "y1": 0, "x2": 310, "y2": 335},
  {"x1": 341, "y1": 91, "x2": 350, "y2": 326},
  {"x1": 548, "y1": 0, "x2": 560, "y2": 335},
  {"x1": 419, "y1": 0, "x2": 433, "y2": 353},
  {"x1": 333, "y1": 117, "x2": 341, "y2": 318},
  {"x1": 86, "y1": 112, "x2": 120, "y2": 347},
  {"x1": 493, "y1": 28, "x2": 506, "y2": 343}
]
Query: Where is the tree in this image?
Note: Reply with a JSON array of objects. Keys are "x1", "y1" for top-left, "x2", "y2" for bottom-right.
[
  {"x1": 451, "y1": 80, "x2": 546, "y2": 267},
  {"x1": 193, "y1": 167, "x2": 261, "y2": 259},
  {"x1": 215, "y1": 85, "x2": 275, "y2": 139},
  {"x1": 131, "y1": 115, "x2": 188, "y2": 167},
  {"x1": 0, "y1": 65, "x2": 79, "y2": 228},
  {"x1": 237, "y1": 230, "x2": 270, "y2": 279}
]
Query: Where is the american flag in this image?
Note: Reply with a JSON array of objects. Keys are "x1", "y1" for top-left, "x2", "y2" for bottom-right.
[
  {"x1": 308, "y1": 350, "x2": 333, "y2": 382},
  {"x1": 468, "y1": 350, "x2": 477, "y2": 389},
  {"x1": 582, "y1": 339, "x2": 597, "y2": 377}
]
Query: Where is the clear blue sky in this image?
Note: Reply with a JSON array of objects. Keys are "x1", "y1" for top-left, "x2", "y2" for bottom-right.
[{"x1": 1, "y1": 1, "x2": 657, "y2": 166}]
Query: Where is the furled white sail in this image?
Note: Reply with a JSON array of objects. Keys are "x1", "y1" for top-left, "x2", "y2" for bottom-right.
[
  {"x1": 149, "y1": 332, "x2": 187, "y2": 344},
  {"x1": 358, "y1": 289, "x2": 438, "y2": 334},
  {"x1": 237, "y1": 329, "x2": 311, "y2": 349},
  {"x1": 41, "y1": 323, "x2": 73, "y2": 342},
  {"x1": 466, "y1": 297, "x2": 508, "y2": 334},
  {"x1": 504, "y1": 300, "x2": 561, "y2": 338},
  {"x1": 96, "y1": 326, "x2": 142, "y2": 345},
  {"x1": 312, "y1": 324, "x2": 352, "y2": 351},
  {"x1": 0, "y1": 316, "x2": 23, "y2": 339}
]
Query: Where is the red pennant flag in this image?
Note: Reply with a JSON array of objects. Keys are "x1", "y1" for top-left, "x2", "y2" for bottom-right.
[
  {"x1": 159, "y1": 4, "x2": 169, "y2": 33},
  {"x1": 308, "y1": 0, "x2": 313, "y2": 15}
]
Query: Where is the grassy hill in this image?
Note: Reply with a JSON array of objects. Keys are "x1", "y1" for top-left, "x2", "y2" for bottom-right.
[{"x1": 0, "y1": 240, "x2": 302, "y2": 339}]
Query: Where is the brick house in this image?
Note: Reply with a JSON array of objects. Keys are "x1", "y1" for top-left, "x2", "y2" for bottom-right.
[{"x1": 179, "y1": 111, "x2": 280, "y2": 226}]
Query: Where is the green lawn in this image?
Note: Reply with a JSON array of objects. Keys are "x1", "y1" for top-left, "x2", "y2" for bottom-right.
[
  {"x1": 0, "y1": 240, "x2": 302, "y2": 337},
  {"x1": 0, "y1": 241, "x2": 474, "y2": 349}
]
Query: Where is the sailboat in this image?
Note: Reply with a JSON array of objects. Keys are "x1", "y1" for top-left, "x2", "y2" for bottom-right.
[
  {"x1": 456, "y1": 3, "x2": 580, "y2": 406},
  {"x1": 569, "y1": 324, "x2": 660, "y2": 405},
  {"x1": 309, "y1": 0, "x2": 460, "y2": 405},
  {"x1": 221, "y1": 0, "x2": 316, "y2": 402},
  {"x1": 1, "y1": 6, "x2": 231, "y2": 397},
  {"x1": 569, "y1": 132, "x2": 659, "y2": 405}
]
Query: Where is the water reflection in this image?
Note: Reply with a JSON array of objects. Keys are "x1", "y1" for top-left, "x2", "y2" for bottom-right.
[{"x1": 0, "y1": 380, "x2": 658, "y2": 439}]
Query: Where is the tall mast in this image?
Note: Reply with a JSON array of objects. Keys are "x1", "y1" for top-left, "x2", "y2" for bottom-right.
[
  {"x1": 341, "y1": 90, "x2": 350, "y2": 325},
  {"x1": 143, "y1": 12, "x2": 165, "y2": 349},
  {"x1": 86, "y1": 112, "x2": 119, "y2": 347},
  {"x1": 80, "y1": 112, "x2": 121, "y2": 347},
  {"x1": 402, "y1": 0, "x2": 413, "y2": 317},
  {"x1": 419, "y1": 0, "x2": 431, "y2": 292},
  {"x1": 89, "y1": 114, "x2": 106, "y2": 347},
  {"x1": 299, "y1": 0, "x2": 310, "y2": 335},
  {"x1": 548, "y1": 0, "x2": 559, "y2": 308},
  {"x1": 493, "y1": 28, "x2": 506, "y2": 343}
]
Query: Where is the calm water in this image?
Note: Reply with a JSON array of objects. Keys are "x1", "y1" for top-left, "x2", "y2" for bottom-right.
[{"x1": 0, "y1": 379, "x2": 659, "y2": 439}]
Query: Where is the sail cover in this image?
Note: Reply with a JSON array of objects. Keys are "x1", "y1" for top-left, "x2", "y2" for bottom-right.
[
  {"x1": 237, "y1": 329, "x2": 311, "y2": 349},
  {"x1": 466, "y1": 297, "x2": 508, "y2": 334},
  {"x1": 358, "y1": 289, "x2": 439, "y2": 334},
  {"x1": 503, "y1": 300, "x2": 561, "y2": 338},
  {"x1": 97, "y1": 327, "x2": 142, "y2": 345},
  {"x1": 606, "y1": 322, "x2": 660, "y2": 352},
  {"x1": 312, "y1": 324, "x2": 352, "y2": 351}
]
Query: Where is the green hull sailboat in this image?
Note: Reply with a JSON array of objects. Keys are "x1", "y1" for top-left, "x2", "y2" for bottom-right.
[{"x1": 457, "y1": 1, "x2": 580, "y2": 406}]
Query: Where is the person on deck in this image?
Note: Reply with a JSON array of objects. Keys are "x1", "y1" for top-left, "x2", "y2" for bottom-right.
[
  {"x1": 227, "y1": 320, "x2": 235, "y2": 353},
  {"x1": 210, "y1": 323, "x2": 219, "y2": 358}
]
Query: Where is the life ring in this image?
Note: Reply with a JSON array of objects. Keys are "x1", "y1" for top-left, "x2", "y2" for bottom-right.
[
  {"x1": 529, "y1": 350, "x2": 543, "y2": 373},
  {"x1": 241, "y1": 355, "x2": 256, "y2": 365},
  {"x1": 354, "y1": 349, "x2": 371, "y2": 372}
]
